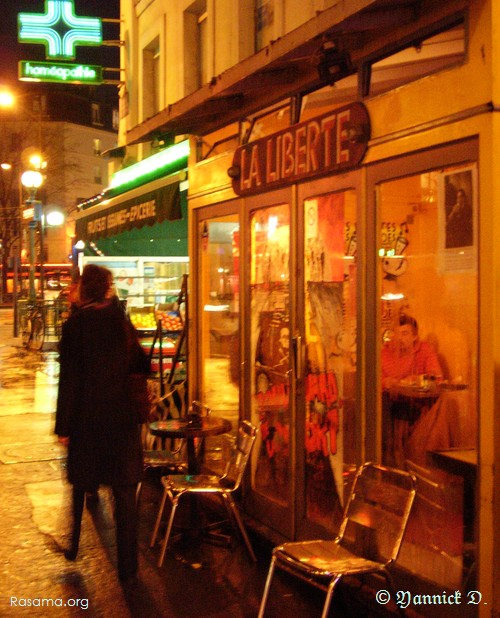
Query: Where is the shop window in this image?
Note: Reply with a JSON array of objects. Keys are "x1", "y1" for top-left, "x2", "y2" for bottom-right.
[
  {"x1": 143, "y1": 36, "x2": 160, "y2": 120},
  {"x1": 184, "y1": 1, "x2": 207, "y2": 95},
  {"x1": 378, "y1": 164, "x2": 477, "y2": 588},
  {"x1": 366, "y1": 20, "x2": 465, "y2": 97}
]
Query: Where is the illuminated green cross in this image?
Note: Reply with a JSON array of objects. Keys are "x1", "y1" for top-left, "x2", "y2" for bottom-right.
[{"x1": 18, "y1": 0, "x2": 102, "y2": 60}]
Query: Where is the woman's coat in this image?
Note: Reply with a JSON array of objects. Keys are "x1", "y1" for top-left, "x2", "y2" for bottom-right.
[{"x1": 55, "y1": 301, "x2": 147, "y2": 488}]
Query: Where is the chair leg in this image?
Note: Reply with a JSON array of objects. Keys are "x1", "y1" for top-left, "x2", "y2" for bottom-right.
[
  {"x1": 257, "y1": 554, "x2": 277, "y2": 618},
  {"x1": 322, "y1": 575, "x2": 341, "y2": 618},
  {"x1": 223, "y1": 493, "x2": 256, "y2": 562},
  {"x1": 150, "y1": 485, "x2": 169, "y2": 548},
  {"x1": 157, "y1": 499, "x2": 179, "y2": 567}
]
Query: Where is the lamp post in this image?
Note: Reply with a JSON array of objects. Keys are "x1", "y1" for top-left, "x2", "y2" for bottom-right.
[
  {"x1": 21, "y1": 169, "x2": 44, "y2": 301},
  {"x1": 1, "y1": 87, "x2": 45, "y2": 302}
]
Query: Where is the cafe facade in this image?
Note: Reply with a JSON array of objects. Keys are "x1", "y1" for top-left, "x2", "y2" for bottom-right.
[{"x1": 121, "y1": 0, "x2": 499, "y2": 612}]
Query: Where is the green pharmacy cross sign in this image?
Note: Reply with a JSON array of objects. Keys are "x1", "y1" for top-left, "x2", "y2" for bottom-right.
[{"x1": 18, "y1": 0, "x2": 102, "y2": 60}]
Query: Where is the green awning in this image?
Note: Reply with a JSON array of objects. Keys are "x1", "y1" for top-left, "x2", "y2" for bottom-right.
[{"x1": 76, "y1": 181, "x2": 182, "y2": 241}]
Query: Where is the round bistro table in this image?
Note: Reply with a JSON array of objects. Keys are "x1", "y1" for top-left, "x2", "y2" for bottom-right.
[{"x1": 149, "y1": 416, "x2": 232, "y2": 474}]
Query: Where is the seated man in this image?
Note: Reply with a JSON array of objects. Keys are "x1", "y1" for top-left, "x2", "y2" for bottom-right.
[{"x1": 381, "y1": 314, "x2": 443, "y2": 466}]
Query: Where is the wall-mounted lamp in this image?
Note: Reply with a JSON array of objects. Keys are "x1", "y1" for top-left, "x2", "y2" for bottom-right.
[
  {"x1": 313, "y1": 41, "x2": 352, "y2": 85},
  {"x1": 227, "y1": 165, "x2": 241, "y2": 180},
  {"x1": 342, "y1": 121, "x2": 369, "y2": 144}
]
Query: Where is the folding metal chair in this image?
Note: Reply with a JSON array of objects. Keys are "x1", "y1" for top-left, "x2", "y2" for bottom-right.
[
  {"x1": 137, "y1": 381, "x2": 188, "y2": 502},
  {"x1": 151, "y1": 419, "x2": 257, "y2": 566},
  {"x1": 258, "y1": 462, "x2": 416, "y2": 618}
]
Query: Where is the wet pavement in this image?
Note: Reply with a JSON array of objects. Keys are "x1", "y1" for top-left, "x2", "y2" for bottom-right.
[
  {"x1": 0, "y1": 307, "x2": 469, "y2": 617},
  {"x1": 0, "y1": 307, "x2": 326, "y2": 618}
]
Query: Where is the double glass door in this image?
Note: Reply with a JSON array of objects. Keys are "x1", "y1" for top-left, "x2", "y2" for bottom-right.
[{"x1": 245, "y1": 179, "x2": 359, "y2": 539}]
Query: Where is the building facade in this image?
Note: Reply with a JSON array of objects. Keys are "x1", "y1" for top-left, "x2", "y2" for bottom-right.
[
  {"x1": 0, "y1": 86, "x2": 118, "y2": 280},
  {"x1": 114, "y1": 0, "x2": 498, "y2": 614}
]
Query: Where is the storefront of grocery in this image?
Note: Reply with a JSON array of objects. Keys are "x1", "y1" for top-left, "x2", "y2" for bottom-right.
[{"x1": 74, "y1": 143, "x2": 190, "y2": 384}]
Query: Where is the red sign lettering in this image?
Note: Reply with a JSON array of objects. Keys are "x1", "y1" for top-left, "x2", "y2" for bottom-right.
[{"x1": 232, "y1": 103, "x2": 369, "y2": 196}]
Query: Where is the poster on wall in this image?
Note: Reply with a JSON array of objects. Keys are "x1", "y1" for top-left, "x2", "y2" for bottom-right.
[{"x1": 438, "y1": 165, "x2": 478, "y2": 272}]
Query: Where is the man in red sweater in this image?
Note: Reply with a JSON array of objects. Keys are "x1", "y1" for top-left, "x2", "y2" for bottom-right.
[{"x1": 382, "y1": 314, "x2": 443, "y2": 465}]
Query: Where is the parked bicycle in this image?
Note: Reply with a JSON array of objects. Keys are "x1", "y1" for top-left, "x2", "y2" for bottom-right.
[
  {"x1": 19, "y1": 298, "x2": 69, "y2": 351},
  {"x1": 20, "y1": 301, "x2": 46, "y2": 351}
]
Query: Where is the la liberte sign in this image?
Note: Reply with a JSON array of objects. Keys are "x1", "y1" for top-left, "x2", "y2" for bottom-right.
[{"x1": 231, "y1": 103, "x2": 370, "y2": 196}]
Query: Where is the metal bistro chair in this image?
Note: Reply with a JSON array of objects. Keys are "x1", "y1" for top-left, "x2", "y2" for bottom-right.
[
  {"x1": 151, "y1": 419, "x2": 258, "y2": 567},
  {"x1": 258, "y1": 462, "x2": 416, "y2": 618},
  {"x1": 137, "y1": 381, "x2": 189, "y2": 502}
]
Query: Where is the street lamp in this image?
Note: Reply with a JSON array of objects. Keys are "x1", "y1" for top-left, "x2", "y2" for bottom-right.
[{"x1": 21, "y1": 169, "x2": 44, "y2": 301}]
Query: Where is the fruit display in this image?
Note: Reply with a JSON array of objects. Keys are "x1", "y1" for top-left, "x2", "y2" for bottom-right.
[
  {"x1": 155, "y1": 310, "x2": 183, "y2": 332},
  {"x1": 129, "y1": 310, "x2": 156, "y2": 330}
]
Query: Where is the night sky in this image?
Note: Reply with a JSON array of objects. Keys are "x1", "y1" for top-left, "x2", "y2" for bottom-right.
[{"x1": 0, "y1": 1, "x2": 121, "y2": 86}]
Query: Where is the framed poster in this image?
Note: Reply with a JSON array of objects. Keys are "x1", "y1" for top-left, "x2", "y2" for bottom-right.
[{"x1": 438, "y1": 165, "x2": 477, "y2": 271}]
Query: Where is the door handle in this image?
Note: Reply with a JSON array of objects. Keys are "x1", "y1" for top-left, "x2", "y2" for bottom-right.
[{"x1": 292, "y1": 333, "x2": 303, "y2": 381}]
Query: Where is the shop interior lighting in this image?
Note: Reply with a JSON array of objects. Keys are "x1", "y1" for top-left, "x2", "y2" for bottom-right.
[
  {"x1": 204, "y1": 304, "x2": 230, "y2": 312},
  {"x1": 380, "y1": 292, "x2": 405, "y2": 301},
  {"x1": 109, "y1": 140, "x2": 190, "y2": 192}
]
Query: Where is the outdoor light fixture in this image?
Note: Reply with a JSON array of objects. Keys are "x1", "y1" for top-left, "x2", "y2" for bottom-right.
[
  {"x1": 0, "y1": 90, "x2": 15, "y2": 107},
  {"x1": 227, "y1": 165, "x2": 241, "y2": 179},
  {"x1": 313, "y1": 41, "x2": 352, "y2": 85},
  {"x1": 21, "y1": 170, "x2": 44, "y2": 192},
  {"x1": 21, "y1": 169, "x2": 45, "y2": 300},
  {"x1": 45, "y1": 209, "x2": 65, "y2": 226}
]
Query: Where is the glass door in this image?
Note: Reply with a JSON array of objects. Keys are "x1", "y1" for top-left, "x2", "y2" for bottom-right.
[
  {"x1": 289, "y1": 172, "x2": 362, "y2": 540},
  {"x1": 246, "y1": 192, "x2": 293, "y2": 537},
  {"x1": 300, "y1": 188, "x2": 358, "y2": 536},
  {"x1": 196, "y1": 208, "x2": 240, "y2": 424}
]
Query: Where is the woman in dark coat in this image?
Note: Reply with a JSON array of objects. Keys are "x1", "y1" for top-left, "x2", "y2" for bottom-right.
[{"x1": 55, "y1": 264, "x2": 148, "y2": 582}]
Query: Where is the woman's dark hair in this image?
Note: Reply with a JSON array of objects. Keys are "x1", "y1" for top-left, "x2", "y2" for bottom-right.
[
  {"x1": 80, "y1": 264, "x2": 112, "y2": 302},
  {"x1": 399, "y1": 313, "x2": 418, "y2": 333}
]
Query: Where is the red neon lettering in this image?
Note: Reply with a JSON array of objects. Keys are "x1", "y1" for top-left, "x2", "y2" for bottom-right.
[
  {"x1": 294, "y1": 126, "x2": 307, "y2": 175},
  {"x1": 321, "y1": 115, "x2": 336, "y2": 165},
  {"x1": 306, "y1": 121, "x2": 320, "y2": 172},
  {"x1": 281, "y1": 132, "x2": 294, "y2": 177},
  {"x1": 337, "y1": 110, "x2": 350, "y2": 164}
]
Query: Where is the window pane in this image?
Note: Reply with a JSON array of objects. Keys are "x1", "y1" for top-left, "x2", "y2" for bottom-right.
[
  {"x1": 199, "y1": 216, "x2": 240, "y2": 416},
  {"x1": 250, "y1": 203, "x2": 290, "y2": 506},
  {"x1": 378, "y1": 165, "x2": 477, "y2": 588}
]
